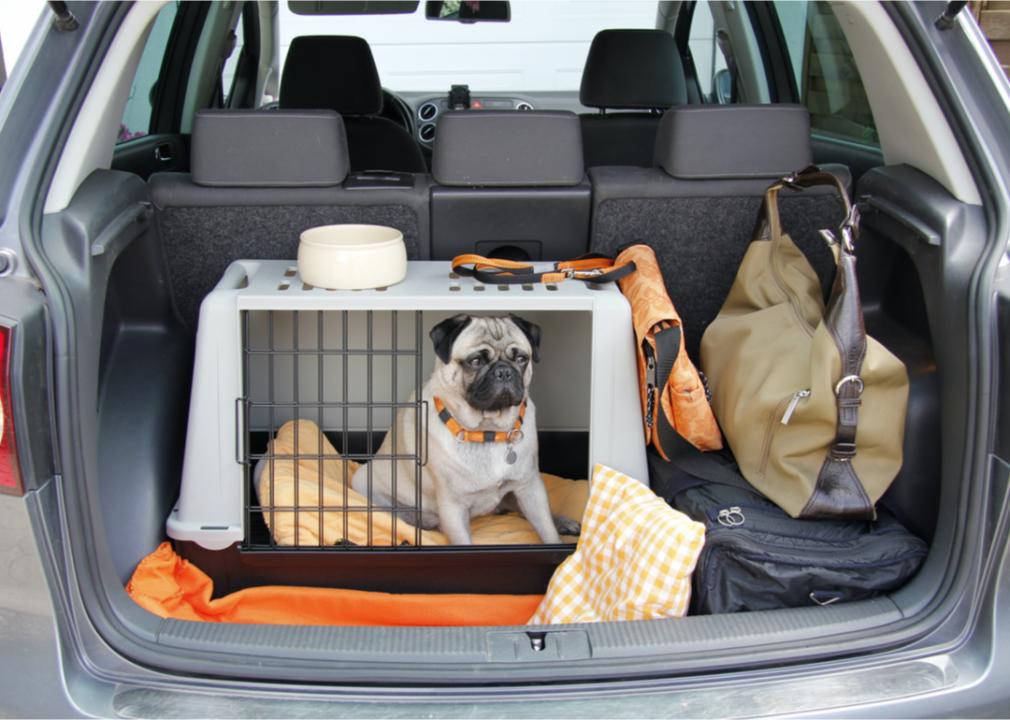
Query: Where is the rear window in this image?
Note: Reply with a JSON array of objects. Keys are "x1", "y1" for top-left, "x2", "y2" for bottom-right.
[
  {"x1": 277, "y1": 1, "x2": 658, "y2": 93},
  {"x1": 773, "y1": 0, "x2": 879, "y2": 145}
]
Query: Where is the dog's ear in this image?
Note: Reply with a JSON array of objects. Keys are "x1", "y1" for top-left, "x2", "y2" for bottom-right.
[
  {"x1": 508, "y1": 314, "x2": 542, "y2": 363},
  {"x1": 429, "y1": 314, "x2": 472, "y2": 364}
]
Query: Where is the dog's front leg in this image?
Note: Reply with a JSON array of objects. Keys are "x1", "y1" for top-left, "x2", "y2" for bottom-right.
[
  {"x1": 436, "y1": 495, "x2": 473, "y2": 545},
  {"x1": 513, "y1": 478, "x2": 562, "y2": 544}
]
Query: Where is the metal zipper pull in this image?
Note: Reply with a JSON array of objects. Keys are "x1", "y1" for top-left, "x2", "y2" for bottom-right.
[
  {"x1": 717, "y1": 506, "x2": 745, "y2": 527},
  {"x1": 781, "y1": 389, "x2": 811, "y2": 425},
  {"x1": 645, "y1": 353, "x2": 657, "y2": 428}
]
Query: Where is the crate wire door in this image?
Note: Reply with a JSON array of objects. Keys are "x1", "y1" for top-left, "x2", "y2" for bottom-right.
[{"x1": 240, "y1": 309, "x2": 427, "y2": 549}]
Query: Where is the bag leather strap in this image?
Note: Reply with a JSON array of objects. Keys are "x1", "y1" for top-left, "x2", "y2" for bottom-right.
[
  {"x1": 766, "y1": 166, "x2": 873, "y2": 519},
  {"x1": 451, "y1": 253, "x2": 637, "y2": 285},
  {"x1": 803, "y1": 215, "x2": 873, "y2": 518}
]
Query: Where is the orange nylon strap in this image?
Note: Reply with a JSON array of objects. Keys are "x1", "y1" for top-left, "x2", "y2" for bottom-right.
[
  {"x1": 451, "y1": 253, "x2": 636, "y2": 285},
  {"x1": 451, "y1": 254, "x2": 532, "y2": 272},
  {"x1": 433, "y1": 396, "x2": 525, "y2": 443},
  {"x1": 556, "y1": 257, "x2": 617, "y2": 272}
]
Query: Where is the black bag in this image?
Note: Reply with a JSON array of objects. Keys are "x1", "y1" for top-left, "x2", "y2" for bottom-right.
[{"x1": 649, "y1": 447, "x2": 928, "y2": 615}]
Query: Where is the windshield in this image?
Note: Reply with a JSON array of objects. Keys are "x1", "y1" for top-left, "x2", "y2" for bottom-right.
[{"x1": 278, "y1": 1, "x2": 659, "y2": 93}]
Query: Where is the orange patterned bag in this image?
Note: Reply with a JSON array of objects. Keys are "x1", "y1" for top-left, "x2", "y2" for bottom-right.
[{"x1": 616, "y1": 244, "x2": 723, "y2": 455}]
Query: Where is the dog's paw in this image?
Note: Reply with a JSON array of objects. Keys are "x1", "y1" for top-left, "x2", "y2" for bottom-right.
[{"x1": 554, "y1": 515, "x2": 582, "y2": 537}]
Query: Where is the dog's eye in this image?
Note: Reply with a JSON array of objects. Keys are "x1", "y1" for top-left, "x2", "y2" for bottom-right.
[
  {"x1": 468, "y1": 355, "x2": 485, "y2": 369},
  {"x1": 514, "y1": 354, "x2": 528, "y2": 365}
]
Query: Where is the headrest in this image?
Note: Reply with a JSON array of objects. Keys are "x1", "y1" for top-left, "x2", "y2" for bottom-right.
[
  {"x1": 432, "y1": 111, "x2": 584, "y2": 187},
  {"x1": 191, "y1": 110, "x2": 350, "y2": 187},
  {"x1": 280, "y1": 36, "x2": 383, "y2": 116},
  {"x1": 579, "y1": 30, "x2": 687, "y2": 110},
  {"x1": 654, "y1": 105, "x2": 813, "y2": 179}
]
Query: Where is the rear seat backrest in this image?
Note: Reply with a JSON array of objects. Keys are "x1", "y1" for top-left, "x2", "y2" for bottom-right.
[
  {"x1": 150, "y1": 110, "x2": 431, "y2": 330},
  {"x1": 589, "y1": 104, "x2": 846, "y2": 362},
  {"x1": 430, "y1": 110, "x2": 590, "y2": 261},
  {"x1": 579, "y1": 29, "x2": 688, "y2": 168}
]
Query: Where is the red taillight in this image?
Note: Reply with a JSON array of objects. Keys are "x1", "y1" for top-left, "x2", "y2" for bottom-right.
[{"x1": 0, "y1": 325, "x2": 22, "y2": 495}]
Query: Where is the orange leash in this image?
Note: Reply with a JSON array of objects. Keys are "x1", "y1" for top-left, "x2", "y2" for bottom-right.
[{"x1": 451, "y1": 253, "x2": 636, "y2": 285}]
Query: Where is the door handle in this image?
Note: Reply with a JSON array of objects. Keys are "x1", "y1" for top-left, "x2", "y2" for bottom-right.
[{"x1": 154, "y1": 143, "x2": 174, "y2": 163}]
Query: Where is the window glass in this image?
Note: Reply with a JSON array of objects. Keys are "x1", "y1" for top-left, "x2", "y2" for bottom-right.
[
  {"x1": 687, "y1": 0, "x2": 728, "y2": 100},
  {"x1": 773, "y1": 0, "x2": 878, "y2": 145},
  {"x1": 276, "y1": 1, "x2": 657, "y2": 93},
  {"x1": 119, "y1": 1, "x2": 179, "y2": 143}
]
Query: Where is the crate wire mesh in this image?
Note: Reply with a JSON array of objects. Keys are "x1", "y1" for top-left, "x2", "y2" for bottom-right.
[{"x1": 241, "y1": 309, "x2": 428, "y2": 549}]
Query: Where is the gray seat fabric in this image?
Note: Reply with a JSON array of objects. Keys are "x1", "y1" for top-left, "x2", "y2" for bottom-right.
[
  {"x1": 279, "y1": 35, "x2": 427, "y2": 174},
  {"x1": 578, "y1": 29, "x2": 688, "y2": 168},
  {"x1": 589, "y1": 105, "x2": 847, "y2": 362},
  {"x1": 151, "y1": 110, "x2": 430, "y2": 330},
  {"x1": 430, "y1": 111, "x2": 590, "y2": 261}
]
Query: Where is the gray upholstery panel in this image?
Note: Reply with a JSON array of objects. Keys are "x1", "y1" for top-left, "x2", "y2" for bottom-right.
[
  {"x1": 589, "y1": 172, "x2": 845, "y2": 362},
  {"x1": 579, "y1": 29, "x2": 687, "y2": 109},
  {"x1": 654, "y1": 105, "x2": 812, "y2": 179},
  {"x1": 591, "y1": 166, "x2": 772, "y2": 200},
  {"x1": 150, "y1": 173, "x2": 431, "y2": 330},
  {"x1": 157, "y1": 205, "x2": 422, "y2": 330},
  {"x1": 191, "y1": 110, "x2": 349, "y2": 187},
  {"x1": 432, "y1": 111, "x2": 584, "y2": 187},
  {"x1": 150, "y1": 172, "x2": 431, "y2": 213}
]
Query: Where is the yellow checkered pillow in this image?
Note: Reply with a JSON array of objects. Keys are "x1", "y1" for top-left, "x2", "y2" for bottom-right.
[{"x1": 529, "y1": 464, "x2": 705, "y2": 625}]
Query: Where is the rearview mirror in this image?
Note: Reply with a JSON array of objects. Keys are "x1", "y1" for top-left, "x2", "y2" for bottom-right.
[{"x1": 425, "y1": 1, "x2": 510, "y2": 22}]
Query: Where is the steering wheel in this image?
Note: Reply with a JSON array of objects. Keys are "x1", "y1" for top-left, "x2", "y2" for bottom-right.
[{"x1": 381, "y1": 89, "x2": 416, "y2": 136}]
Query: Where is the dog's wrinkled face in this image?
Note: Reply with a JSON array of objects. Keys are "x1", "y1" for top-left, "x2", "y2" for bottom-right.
[{"x1": 430, "y1": 314, "x2": 541, "y2": 412}]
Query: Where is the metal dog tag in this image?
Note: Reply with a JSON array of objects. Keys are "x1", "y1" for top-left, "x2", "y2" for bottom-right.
[{"x1": 505, "y1": 447, "x2": 517, "y2": 465}]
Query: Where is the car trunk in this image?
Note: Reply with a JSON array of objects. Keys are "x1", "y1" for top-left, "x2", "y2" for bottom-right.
[{"x1": 28, "y1": 143, "x2": 987, "y2": 683}]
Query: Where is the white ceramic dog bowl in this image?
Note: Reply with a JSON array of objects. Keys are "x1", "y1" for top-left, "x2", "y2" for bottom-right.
[{"x1": 297, "y1": 224, "x2": 407, "y2": 290}]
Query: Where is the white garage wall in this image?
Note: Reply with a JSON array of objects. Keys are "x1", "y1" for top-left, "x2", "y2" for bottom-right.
[{"x1": 276, "y1": 1, "x2": 658, "y2": 94}]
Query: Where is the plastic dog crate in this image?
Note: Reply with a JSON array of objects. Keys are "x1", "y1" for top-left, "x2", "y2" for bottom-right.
[{"x1": 168, "y1": 260, "x2": 646, "y2": 594}]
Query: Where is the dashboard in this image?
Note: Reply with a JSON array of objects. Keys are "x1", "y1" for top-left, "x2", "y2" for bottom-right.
[{"x1": 410, "y1": 93, "x2": 537, "y2": 147}]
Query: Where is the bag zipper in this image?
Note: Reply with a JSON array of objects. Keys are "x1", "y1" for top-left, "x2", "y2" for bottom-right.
[
  {"x1": 700, "y1": 528, "x2": 928, "y2": 569},
  {"x1": 767, "y1": 223, "x2": 817, "y2": 338},
  {"x1": 757, "y1": 390, "x2": 808, "y2": 476},
  {"x1": 781, "y1": 389, "x2": 811, "y2": 425}
]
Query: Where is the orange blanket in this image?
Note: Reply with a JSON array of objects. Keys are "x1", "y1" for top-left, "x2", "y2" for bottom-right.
[{"x1": 127, "y1": 542, "x2": 542, "y2": 626}]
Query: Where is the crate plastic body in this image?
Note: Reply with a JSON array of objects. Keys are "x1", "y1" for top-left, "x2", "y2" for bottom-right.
[{"x1": 167, "y1": 260, "x2": 646, "y2": 553}]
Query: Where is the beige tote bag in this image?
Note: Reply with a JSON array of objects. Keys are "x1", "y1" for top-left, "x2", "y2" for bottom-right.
[{"x1": 700, "y1": 168, "x2": 908, "y2": 519}]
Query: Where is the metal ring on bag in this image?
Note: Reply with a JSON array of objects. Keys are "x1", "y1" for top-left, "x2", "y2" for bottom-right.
[{"x1": 834, "y1": 375, "x2": 864, "y2": 396}]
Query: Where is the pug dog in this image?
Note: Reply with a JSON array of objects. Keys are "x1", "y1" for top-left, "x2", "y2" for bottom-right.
[{"x1": 350, "y1": 313, "x2": 580, "y2": 545}]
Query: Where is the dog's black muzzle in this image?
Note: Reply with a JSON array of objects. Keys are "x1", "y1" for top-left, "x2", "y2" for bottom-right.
[{"x1": 465, "y1": 360, "x2": 525, "y2": 412}]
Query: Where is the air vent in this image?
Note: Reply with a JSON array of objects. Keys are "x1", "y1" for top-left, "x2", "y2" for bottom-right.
[
  {"x1": 419, "y1": 123, "x2": 436, "y2": 143},
  {"x1": 418, "y1": 102, "x2": 439, "y2": 121},
  {"x1": 515, "y1": 101, "x2": 534, "y2": 111}
]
